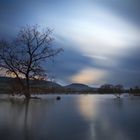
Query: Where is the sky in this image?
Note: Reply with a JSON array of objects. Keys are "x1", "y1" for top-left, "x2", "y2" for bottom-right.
[{"x1": 0, "y1": 0, "x2": 140, "y2": 87}]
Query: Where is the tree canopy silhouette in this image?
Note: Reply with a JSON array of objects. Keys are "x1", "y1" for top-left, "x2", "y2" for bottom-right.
[{"x1": 0, "y1": 25, "x2": 63, "y2": 99}]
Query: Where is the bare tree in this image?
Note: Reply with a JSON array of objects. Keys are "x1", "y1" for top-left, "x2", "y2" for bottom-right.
[
  {"x1": 0, "y1": 25, "x2": 63, "y2": 99},
  {"x1": 114, "y1": 84, "x2": 124, "y2": 98}
]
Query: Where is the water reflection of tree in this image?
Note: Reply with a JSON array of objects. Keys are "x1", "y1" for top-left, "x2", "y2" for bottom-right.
[
  {"x1": 7, "y1": 98, "x2": 56, "y2": 140},
  {"x1": 24, "y1": 100, "x2": 29, "y2": 140},
  {"x1": 23, "y1": 99, "x2": 56, "y2": 140}
]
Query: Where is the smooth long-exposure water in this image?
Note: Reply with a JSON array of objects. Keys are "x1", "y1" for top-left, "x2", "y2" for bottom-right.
[{"x1": 0, "y1": 94, "x2": 140, "y2": 140}]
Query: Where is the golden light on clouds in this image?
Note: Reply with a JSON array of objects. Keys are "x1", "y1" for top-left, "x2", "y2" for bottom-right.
[
  {"x1": 0, "y1": 68, "x2": 25, "y2": 78},
  {"x1": 70, "y1": 67, "x2": 106, "y2": 84}
]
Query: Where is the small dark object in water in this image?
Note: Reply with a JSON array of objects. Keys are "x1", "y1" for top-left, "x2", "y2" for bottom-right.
[{"x1": 56, "y1": 96, "x2": 61, "y2": 100}]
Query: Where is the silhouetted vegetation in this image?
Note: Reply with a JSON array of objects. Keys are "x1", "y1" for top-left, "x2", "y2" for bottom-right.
[
  {"x1": 0, "y1": 76, "x2": 140, "y2": 96},
  {"x1": 0, "y1": 25, "x2": 63, "y2": 99},
  {"x1": 98, "y1": 84, "x2": 125, "y2": 97},
  {"x1": 98, "y1": 84, "x2": 114, "y2": 93},
  {"x1": 129, "y1": 86, "x2": 140, "y2": 96}
]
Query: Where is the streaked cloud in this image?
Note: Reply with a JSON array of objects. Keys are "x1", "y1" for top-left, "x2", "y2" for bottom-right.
[
  {"x1": 56, "y1": 7, "x2": 140, "y2": 56},
  {"x1": 0, "y1": 0, "x2": 140, "y2": 86}
]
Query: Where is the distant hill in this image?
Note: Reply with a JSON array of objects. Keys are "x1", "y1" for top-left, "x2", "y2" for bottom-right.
[
  {"x1": 0, "y1": 77, "x2": 13, "y2": 93},
  {"x1": 30, "y1": 79, "x2": 62, "y2": 88},
  {"x1": 64, "y1": 83, "x2": 91, "y2": 92},
  {"x1": 0, "y1": 76, "x2": 62, "y2": 87},
  {"x1": 0, "y1": 77, "x2": 98, "y2": 94},
  {"x1": 0, "y1": 76, "x2": 62, "y2": 94},
  {"x1": 0, "y1": 76, "x2": 134, "y2": 94},
  {"x1": 0, "y1": 76, "x2": 13, "y2": 83}
]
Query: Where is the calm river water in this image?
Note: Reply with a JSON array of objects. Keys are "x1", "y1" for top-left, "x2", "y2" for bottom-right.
[{"x1": 0, "y1": 94, "x2": 140, "y2": 140}]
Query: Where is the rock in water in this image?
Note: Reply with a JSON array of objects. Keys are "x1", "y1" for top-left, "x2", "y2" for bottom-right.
[{"x1": 56, "y1": 96, "x2": 61, "y2": 100}]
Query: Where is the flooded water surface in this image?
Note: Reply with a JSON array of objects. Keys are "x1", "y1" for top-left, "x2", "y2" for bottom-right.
[{"x1": 0, "y1": 94, "x2": 140, "y2": 140}]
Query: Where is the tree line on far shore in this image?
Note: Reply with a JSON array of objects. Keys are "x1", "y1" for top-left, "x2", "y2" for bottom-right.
[
  {"x1": 0, "y1": 77, "x2": 140, "y2": 97},
  {"x1": 98, "y1": 84, "x2": 140, "y2": 97}
]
